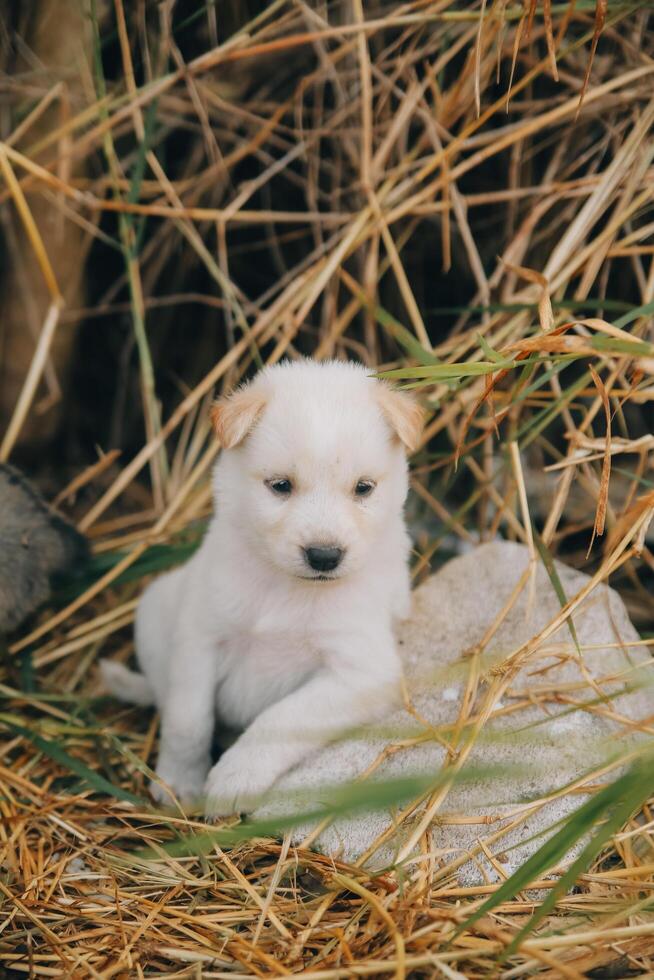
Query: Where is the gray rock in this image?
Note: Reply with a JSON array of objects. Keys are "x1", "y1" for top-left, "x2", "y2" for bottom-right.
[
  {"x1": 254, "y1": 541, "x2": 653, "y2": 884},
  {"x1": 0, "y1": 464, "x2": 87, "y2": 632}
]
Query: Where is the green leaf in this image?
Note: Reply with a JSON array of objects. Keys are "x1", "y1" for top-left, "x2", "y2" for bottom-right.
[
  {"x1": 53, "y1": 533, "x2": 204, "y2": 604},
  {"x1": 18, "y1": 650, "x2": 36, "y2": 694}
]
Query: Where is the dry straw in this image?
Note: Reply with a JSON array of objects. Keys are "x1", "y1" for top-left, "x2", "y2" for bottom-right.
[{"x1": 1, "y1": 1, "x2": 654, "y2": 976}]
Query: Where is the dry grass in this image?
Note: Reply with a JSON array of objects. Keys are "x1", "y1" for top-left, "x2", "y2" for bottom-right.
[{"x1": 1, "y1": 1, "x2": 654, "y2": 975}]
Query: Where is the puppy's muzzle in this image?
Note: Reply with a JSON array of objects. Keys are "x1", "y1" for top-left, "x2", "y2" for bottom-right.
[{"x1": 303, "y1": 545, "x2": 344, "y2": 573}]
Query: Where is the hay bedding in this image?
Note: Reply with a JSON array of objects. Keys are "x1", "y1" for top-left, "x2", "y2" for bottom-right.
[
  {"x1": 1, "y1": 526, "x2": 653, "y2": 977},
  {"x1": 1, "y1": 727, "x2": 654, "y2": 978},
  {"x1": 1, "y1": 0, "x2": 654, "y2": 976}
]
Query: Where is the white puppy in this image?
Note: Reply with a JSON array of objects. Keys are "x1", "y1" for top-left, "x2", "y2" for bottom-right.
[{"x1": 102, "y1": 359, "x2": 422, "y2": 816}]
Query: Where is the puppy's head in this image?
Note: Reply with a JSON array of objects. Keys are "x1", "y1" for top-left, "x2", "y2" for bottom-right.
[{"x1": 211, "y1": 360, "x2": 423, "y2": 582}]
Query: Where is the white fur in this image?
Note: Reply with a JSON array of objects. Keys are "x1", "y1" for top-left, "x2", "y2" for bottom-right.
[{"x1": 104, "y1": 360, "x2": 417, "y2": 816}]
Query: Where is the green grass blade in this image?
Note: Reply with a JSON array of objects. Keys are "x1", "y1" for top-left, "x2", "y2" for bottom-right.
[
  {"x1": 614, "y1": 300, "x2": 654, "y2": 329},
  {"x1": 517, "y1": 371, "x2": 590, "y2": 447},
  {"x1": 590, "y1": 335, "x2": 654, "y2": 357},
  {"x1": 377, "y1": 360, "x2": 515, "y2": 381},
  {"x1": 374, "y1": 306, "x2": 440, "y2": 366},
  {"x1": 503, "y1": 756, "x2": 653, "y2": 955},
  {"x1": 130, "y1": 764, "x2": 514, "y2": 862},
  {"x1": 534, "y1": 532, "x2": 581, "y2": 656},
  {"x1": 456, "y1": 755, "x2": 654, "y2": 945},
  {"x1": 476, "y1": 332, "x2": 508, "y2": 364},
  {"x1": 426, "y1": 298, "x2": 633, "y2": 316},
  {"x1": 0, "y1": 716, "x2": 143, "y2": 804}
]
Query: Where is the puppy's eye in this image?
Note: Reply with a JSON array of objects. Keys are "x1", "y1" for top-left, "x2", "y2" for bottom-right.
[
  {"x1": 354, "y1": 479, "x2": 376, "y2": 498},
  {"x1": 266, "y1": 478, "x2": 293, "y2": 496}
]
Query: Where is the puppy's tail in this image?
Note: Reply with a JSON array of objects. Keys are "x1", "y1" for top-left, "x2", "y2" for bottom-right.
[{"x1": 100, "y1": 659, "x2": 155, "y2": 706}]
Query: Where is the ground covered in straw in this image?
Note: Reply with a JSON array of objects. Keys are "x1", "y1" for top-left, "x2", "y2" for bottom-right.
[{"x1": 1, "y1": 1, "x2": 654, "y2": 976}]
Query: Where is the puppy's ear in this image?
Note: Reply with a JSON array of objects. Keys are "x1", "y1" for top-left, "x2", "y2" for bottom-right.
[
  {"x1": 376, "y1": 383, "x2": 424, "y2": 453},
  {"x1": 210, "y1": 386, "x2": 267, "y2": 448}
]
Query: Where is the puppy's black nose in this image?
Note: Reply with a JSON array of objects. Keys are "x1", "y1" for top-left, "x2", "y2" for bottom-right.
[{"x1": 304, "y1": 545, "x2": 343, "y2": 572}]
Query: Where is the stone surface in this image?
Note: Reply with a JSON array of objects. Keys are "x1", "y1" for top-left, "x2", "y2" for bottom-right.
[
  {"x1": 0, "y1": 464, "x2": 87, "y2": 632},
  {"x1": 254, "y1": 541, "x2": 653, "y2": 884}
]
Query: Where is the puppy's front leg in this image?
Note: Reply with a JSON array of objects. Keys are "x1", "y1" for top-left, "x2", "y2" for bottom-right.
[
  {"x1": 204, "y1": 631, "x2": 401, "y2": 816},
  {"x1": 152, "y1": 644, "x2": 217, "y2": 807}
]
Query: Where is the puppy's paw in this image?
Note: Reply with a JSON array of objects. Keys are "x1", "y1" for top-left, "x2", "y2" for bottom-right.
[
  {"x1": 203, "y1": 748, "x2": 276, "y2": 819},
  {"x1": 149, "y1": 777, "x2": 178, "y2": 808},
  {"x1": 150, "y1": 759, "x2": 208, "y2": 809}
]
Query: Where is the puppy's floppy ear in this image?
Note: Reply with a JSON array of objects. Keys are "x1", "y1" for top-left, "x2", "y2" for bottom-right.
[
  {"x1": 210, "y1": 385, "x2": 267, "y2": 449},
  {"x1": 375, "y1": 382, "x2": 424, "y2": 453}
]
